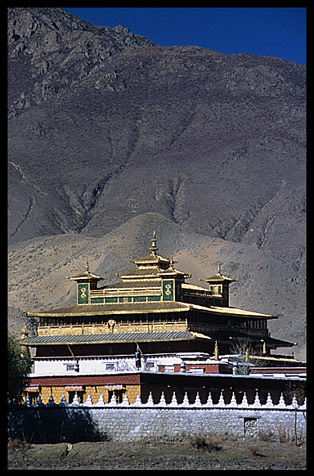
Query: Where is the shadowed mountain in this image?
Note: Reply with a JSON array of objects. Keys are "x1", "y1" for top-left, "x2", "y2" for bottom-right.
[{"x1": 8, "y1": 8, "x2": 306, "y2": 359}]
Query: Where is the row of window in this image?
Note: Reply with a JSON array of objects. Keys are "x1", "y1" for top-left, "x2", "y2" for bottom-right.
[
  {"x1": 39, "y1": 314, "x2": 188, "y2": 327},
  {"x1": 189, "y1": 311, "x2": 267, "y2": 330},
  {"x1": 63, "y1": 361, "x2": 156, "y2": 372},
  {"x1": 90, "y1": 295, "x2": 162, "y2": 304},
  {"x1": 38, "y1": 315, "x2": 266, "y2": 330}
]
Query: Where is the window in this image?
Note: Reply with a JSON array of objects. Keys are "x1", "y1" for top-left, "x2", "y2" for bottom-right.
[
  {"x1": 91, "y1": 297, "x2": 104, "y2": 304},
  {"x1": 243, "y1": 417, "x2": 258, "y2": 437},
  {"x1": 105, "y1": 363, "x2": 115, "y2": 371},
  {"x1": 47, "y1": 318, "x2": 58, "y2": 326},
  {"x1": 145, "y1": 361, "x2": 156, "y2": 371},
  {"x1": 133, "y1": 296, "x2": 146, "y2": 302},
  {"x1": 105, "y1": 297, "x2": 118, "y2": 303},
  {"x1": 72, "y1": 316, "x2": 82, "y2": 326},
  {"x1": 64, "y1": 362, "x2": 79, "y2": 372}
]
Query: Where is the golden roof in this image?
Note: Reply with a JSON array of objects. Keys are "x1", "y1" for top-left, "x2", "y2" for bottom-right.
[
  {"x1": 21, "y1": 330, "x2": 212, "y2": 346},
  {"x1": 26, "y1": 301, "x2": 191, "y2": 318},
  {"x1": 132, "y1": 253, "x2": 170, "y2": 266},
  {"x1": 119, "y1": 265, "x2": 189, "y2": 280},
  {"x1": 118, "y1": 232, "x2": 191, "y2": 281},
  {"x1": 206, "y1": 305, "x2": 276, "y2": 318},
  {"x1": 105, "y1": 279, "x2": 161, "y2": 289},
  {"x1": 132, "y1": 231, "x2": 169, "y2": 265},
  {"x1": 26, "y1": 300, "x2": 276, "y2": 319},
  {"x1": 67, "y1": 259, "x2": 104, "y2": 282},
  {"x1": 25, "y1": 232, "x2": 279, "y2": 326},
  {"x1": 201, "y1": 262, "x2": 236, "y2": 283}
]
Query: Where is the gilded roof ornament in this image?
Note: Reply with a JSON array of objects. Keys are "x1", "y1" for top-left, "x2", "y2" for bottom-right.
[
  {"x1": 214, "y1": 340, "x2": 219, "y2": 360},
  {"x1": 67, "y1": 259, "x2": 104, "y2": 282},
  {"x1": 149, "y1": 231, "x2": 158, "y2": 256},
  {"x1": 201, "y1": 261, "x2": 237, "y2": 284},
  {"x1": 217, "y1": 262, "x2": 221, "y2": 275}
]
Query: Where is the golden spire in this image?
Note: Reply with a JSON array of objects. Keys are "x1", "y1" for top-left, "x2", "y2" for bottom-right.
[
  {"x1": 149, "y1": 231, "x2": 158, "y2": 256},
  {"x1": 217, "y1": 262, "x2": 221, "y2": 275},
  {"x1": 214, "y1": 340, "x2": 219, "y2": 360},
  {"x1": 86, "y1": 259, "x2": 89, "y2": 273}
]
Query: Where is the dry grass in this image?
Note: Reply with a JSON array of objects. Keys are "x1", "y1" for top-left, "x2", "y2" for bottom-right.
[
  {"x1": 190, "y1": 434, "x2": 222, "y2": 452},
  {"x1": 8, "y1": 437, "x2": 306, "y2": 470}
]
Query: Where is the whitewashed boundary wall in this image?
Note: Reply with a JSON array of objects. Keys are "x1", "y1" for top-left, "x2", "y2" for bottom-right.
[{"x1": 9, "y1": 391, "x2": 306, "y2": 444}]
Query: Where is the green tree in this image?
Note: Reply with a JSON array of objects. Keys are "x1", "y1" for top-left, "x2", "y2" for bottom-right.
[{"x1": 8, "y1": 334, "x2": 31, "y2": 405}]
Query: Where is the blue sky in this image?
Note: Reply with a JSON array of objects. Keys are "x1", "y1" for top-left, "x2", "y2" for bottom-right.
[{"x1": 62, "y1": 7, "x2": 306, "y2": 65}]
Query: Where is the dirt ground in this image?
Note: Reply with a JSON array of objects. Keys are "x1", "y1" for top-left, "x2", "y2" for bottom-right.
[{"x1": 8, "y1": 437, "x2": 306, "y2": 470}]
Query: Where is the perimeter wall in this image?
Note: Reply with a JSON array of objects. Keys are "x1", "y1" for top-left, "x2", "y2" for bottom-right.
[{"x1": 8, "y1": 392, "x2": 307, "y2": 444}]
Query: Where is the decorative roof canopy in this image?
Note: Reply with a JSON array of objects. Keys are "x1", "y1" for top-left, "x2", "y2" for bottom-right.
[
  {"x1": 26, "y1": 301, "x2": 277, "y2": 319},
  {"x1": 67, "y1": 259, "x2": 104, "y2": 282},
  {"x1": 201, "y1": 262, "x2": 236, "y2": 284},
  {"x1": 132, "y1": 231, "x2": 170, "y2": 266},
  {"x1": 120, "y1": 232, "x2": 191, "y2": 280}
]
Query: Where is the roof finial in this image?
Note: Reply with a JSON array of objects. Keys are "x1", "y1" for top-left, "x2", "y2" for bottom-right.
[
  {"x1": 217, "y1": 261, "x2": 221, "y2": 275},
  {"x1": 214, "y1": 340, "x2": 219, "y2": 360},
  {"x1": 86, "y1": 259, "x2": 89, "y2": 273},
  {"x1": 149, "y1": 231, "x2": 158, "y2": 256}
]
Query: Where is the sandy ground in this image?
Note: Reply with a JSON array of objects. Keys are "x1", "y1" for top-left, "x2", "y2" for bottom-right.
[{"x1": 8, "y1": 437, "x2": 306, "y2": 470}]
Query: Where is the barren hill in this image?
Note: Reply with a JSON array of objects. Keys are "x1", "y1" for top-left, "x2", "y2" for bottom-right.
[{"x1": 8, "y1": 8, "x2": 306, "y2": 359}]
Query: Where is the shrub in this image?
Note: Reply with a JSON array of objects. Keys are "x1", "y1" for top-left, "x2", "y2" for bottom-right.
[
  {"x1": 190, "y1": 434, "x2": 222, "y2": 452},
  {"x1": 258, "y1": 429, "x2": 273, "y2": 442},
  {"x1": 8, "y1": 335, "x2": 32, "y2": 405}
]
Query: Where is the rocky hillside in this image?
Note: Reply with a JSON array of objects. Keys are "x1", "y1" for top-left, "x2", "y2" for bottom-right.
[{"x1": 8, "y1": 8, "x2": 306, "y2": 359}]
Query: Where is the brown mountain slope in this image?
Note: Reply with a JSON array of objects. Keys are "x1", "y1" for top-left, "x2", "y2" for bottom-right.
[
  {"x1": 8, "y1": 213, "x2": 305, "y2": 360},
  {"x1": 8, "y1": 8, "x2": 306, "y2": 359}
]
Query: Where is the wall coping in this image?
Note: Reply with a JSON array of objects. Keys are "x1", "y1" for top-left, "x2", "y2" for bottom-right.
[{"x1": 24, "y1": 391, "x2": 306, "y2": 411}]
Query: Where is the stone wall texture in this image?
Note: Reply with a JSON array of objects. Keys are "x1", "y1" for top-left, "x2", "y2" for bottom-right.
[{"x1": 8, "y1": 395, "x2": 306, "y2": 444}]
